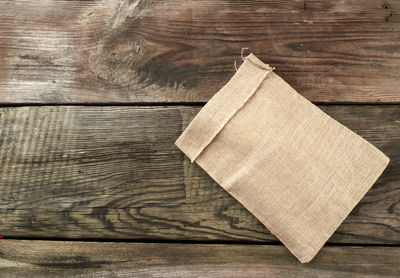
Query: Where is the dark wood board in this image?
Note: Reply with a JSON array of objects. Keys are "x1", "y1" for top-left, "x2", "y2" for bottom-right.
[
  {"x1": 0, "y1": 105, "x2": 398, "y2": 243},
  {"x1": 0, "y1": 240, "x2": 399, "y2": 277},
  {"x1": 1, "y1": 0, "x2": 399, "y2": 104}
]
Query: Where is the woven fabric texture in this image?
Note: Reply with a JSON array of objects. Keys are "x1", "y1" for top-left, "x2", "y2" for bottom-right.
[{"x1": 175, "y1": 53, "x2": 389, "y2": 263}]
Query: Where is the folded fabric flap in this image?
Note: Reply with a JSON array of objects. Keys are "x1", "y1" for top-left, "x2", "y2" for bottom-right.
[{"x1": 175, "y1": 54, "x2": 273, "y2": 162}]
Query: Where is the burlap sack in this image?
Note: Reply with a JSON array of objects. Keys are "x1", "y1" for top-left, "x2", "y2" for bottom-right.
[{"x1": 175, "y1": 53, "x2": 389, "y2": 263}]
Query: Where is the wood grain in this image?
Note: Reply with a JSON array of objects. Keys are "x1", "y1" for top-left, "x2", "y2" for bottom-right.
[
  {"x1": 0, "y1": 240, "x2": 399, "y2": 277},
  {"x1": 0, "y1": 106, "x2": 398, "y2": 243},
  {"x1": 1, "y1": 0, "x2": 399, "y2": 104}
]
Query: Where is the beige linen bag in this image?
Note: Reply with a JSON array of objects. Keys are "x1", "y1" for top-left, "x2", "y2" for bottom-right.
[{"x1": 175, "y1": 53, "x2": 389, "y2": 263}]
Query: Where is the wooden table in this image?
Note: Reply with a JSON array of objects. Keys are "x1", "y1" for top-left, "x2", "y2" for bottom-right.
[{"x1": 1, "y1": 0, "x2": 399, "y2": 276}]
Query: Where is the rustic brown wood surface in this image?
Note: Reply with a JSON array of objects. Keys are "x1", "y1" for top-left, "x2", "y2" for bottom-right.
[
  {"x1": 1, "y1": 0, "x2": 399, "y2": 104},
  {"x1": 1, "y1": 0, "x2": 399, "y2": 275},
  {"x1": 0, "y1": 240, "x2": 399, "y2": 277},
  {"x1": 0, "y1": 105, "x2": 398, "y2": 244}
]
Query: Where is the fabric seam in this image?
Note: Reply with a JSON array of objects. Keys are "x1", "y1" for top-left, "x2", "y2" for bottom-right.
[{"x1": 191, "y1": 63, "x2": 273, "y2": 162}]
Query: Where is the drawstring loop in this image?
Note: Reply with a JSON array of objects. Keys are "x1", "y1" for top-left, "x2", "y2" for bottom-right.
[{"x1": 234, "y1": 47, "x2": 249, "y2": 71}]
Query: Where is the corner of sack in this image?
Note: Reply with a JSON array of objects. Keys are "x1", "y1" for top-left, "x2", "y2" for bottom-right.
[
  {"x1": 298, "y1": 254, "x2": 314, "y2": 264},
  {"x1": 174, "y1": 134, "x2": 184, "y2": 152},
  {"x1": 383, "y1": 152, "x2": 390, "y2": 166},
  {"x1": 294, "y1": 249, "x2": 317, "y2": 264},
  {"x1": 244, "y1": 53, "x2": 274, "y2": 72},
  {"x1": 174, "y1": 134, "x2": 196, "y2": 164}
]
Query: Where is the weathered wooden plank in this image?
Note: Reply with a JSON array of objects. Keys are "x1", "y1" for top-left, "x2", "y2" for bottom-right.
[
  {"x1": 1, "y1": 0, "x2": 399, "y2": 104},
  {"x1": 0, "y1": 106, "x2": 399, "y2": 243},
  {"x1": 0, "y1": 240, "x2": 399, "y2": 277}
]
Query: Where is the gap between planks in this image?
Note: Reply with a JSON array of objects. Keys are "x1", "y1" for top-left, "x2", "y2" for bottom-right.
[{"x1": 2, "y1": 237, "x2": 400, "y2": 248}]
